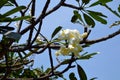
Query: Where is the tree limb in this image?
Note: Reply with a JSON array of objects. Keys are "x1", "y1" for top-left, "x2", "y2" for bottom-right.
[{"x1": 83, "y1": 29, "x2": 120, "y2": 44}]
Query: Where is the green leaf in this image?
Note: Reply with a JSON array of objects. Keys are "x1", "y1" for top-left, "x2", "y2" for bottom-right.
[
  {"x1": 89, "y1": 1, "x2": 100, "y2": 7},
  {"x1": 74, "y1": 10, "x2": 79, "y2": 15},
  {"x1": 71, "y1": 10, "x2": 79, "y2": 23},
  {"x1": 82, "y1": 0, "x2": 90, "y2": 4},
  {"x1": 3, "y1": 6, "x2": 26, "y2": 17},
  {"x1": 12, "y1": 16, "x2": 31, "y2": 21},
  {"x1": 87, "y1": 10, "x2": 107, "y2": 18},
  {"x1": 69, "y1": 72, "x2": 77, "y2": 80},
  {"x1": 61, "y1": 59, "x2": 70, "y2": 65},
  {"x1": 0, "y1": 17, "x2": 12, "y2": 22},
  {"x1": 51, "y1": 26, "x2": 62, "y2": 39},
  {"x1": 89, "y1": 0, "x2": 112, "y2": 7},
  {"x1": 79, "y1": 52, "x2": 99, "y2": 60},
  {"x1": 4, "y1": 1, "x2": 14, "y2": 6},
  {"x1": 71, "y1": 15, "x2": 78, "y2": 23},
  {"x1": 21, "y1": 69, "x2": 37, "y2": 78},
  {"x1": 99, "y1": 0, "x2": 113, "y2": 4},
  {"x1": 4, "y1": 32, "x2": 21, "y2": 41},
  {"x1": 83, "y1": 13, "x2": 95, "y2": 27},
  {"x1": 77, "y1": 64, "x2": 87, "y2": 80},
  {"x1": 9, "y1": 52, "x2": 15, "y2": 59},
  {"x1": 8, "y1": 0, "x2": 15, "y2": 4},
  {"x1": 0, "y1": 16, "x2": 31, "y2": 22},
  {"x1": 118, "y1": 5, "x2": 120, "y2": 13},
  {"x1": 71, "y1": 10, "x2": 83, "y2": 23},
  {"x1": 0, "y1": 0, "x2": 8, "y2": 9},
  {"x1": 88, "y1": 11, "x2": 107, "y2": 24},
  {"x1": 74, "y1": 10, "x2": 83, "y2": 22},
  {"x1": 45, "y1": 68, "x2": 51, "y2": 73}
]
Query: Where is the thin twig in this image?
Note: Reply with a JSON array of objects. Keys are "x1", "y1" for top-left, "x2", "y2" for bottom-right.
[
  {"x1": 17, "y1": 1, "x2": 33, "y2": 32},
  {"x1": 30, "y1": 20, "x2": 43, "y2": 45},
  {"x1": 62, "y1": 2, "x2": 83, "y2": 10},
  {"x1": 44, "y1": 0, "x2": 65, "y2": 17},
  {"x1": 27, "y1": 0, "x2": 36, "y2": 45},
  {"x1": 48, "y1": 47, "x2": 54, "y2": 75},
  {"x1": 41, "y1": 0, "x2": 51, "y2": 16},
  {"x1": 36, "y1": 54, "x2": 75, "y2": 80},
  {"x1": 104, "y1": 4, "x2": 120, "y2": 18}
]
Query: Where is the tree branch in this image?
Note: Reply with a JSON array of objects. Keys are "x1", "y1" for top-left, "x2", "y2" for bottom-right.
[
  {"x1": 10, "y1": 28, "x2": 120, "y2": 52},
  {"x1": 62, "y1": 2, "x2": 83, "y2": 10},
  {"x1": 48, "y1": 47, "x2": 54, "y2": 75},
  {"x1": 83, "y1": 29, "x2": 120, "y2": 44}
]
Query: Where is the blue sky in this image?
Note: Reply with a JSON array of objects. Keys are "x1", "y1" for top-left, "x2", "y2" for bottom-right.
[{"x1": 1, "y1": 0, "x2": 120, "y2": 80}]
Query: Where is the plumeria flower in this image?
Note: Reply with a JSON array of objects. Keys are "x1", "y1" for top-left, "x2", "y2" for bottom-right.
[{"x1": 55, "y1": 29, "x2": 87, "y2": 57}]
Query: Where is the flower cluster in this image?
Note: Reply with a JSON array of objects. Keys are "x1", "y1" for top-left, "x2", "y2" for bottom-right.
[{"x1": 56, "y1": 29, "x2": 87, "y2": 57}]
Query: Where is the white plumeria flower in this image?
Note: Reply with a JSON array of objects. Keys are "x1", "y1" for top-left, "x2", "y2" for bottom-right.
[
  {"x1": 55, "y1": 46, "x2": 70, "y2": 56},
  {"x1": 56, "y1": 29, "x2": 87, "y2": 57}
]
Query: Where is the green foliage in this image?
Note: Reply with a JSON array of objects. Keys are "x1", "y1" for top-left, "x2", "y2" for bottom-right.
[
  {"x1": 71, "y1": 10, "x2": 83, "y2": 23},
  {"x1": 0, "y1": 2, "x2": 31, "y2": 22},
  {"x1": 0, "y1": 0, "x2": 14, "y2": 8},
  {"x1": 69, "y1": 72, "x2": 77, "y2": 80},
  {"x1": 12, "y1": 16, "x2": 31, "y2": 21},
  {"x1": 0, "y1": 15, "x2": 31, "y2": 22},
  {"x1": 118, "y1": 5, "x2": 120, "y2": 13},
  {"x1": 71, "y1": 14, "x2": 78, "y2": 23},
  {"x1": 71, "y1": 0, "x2": 109, "y2": 28},
  {"x1": 87, "y1": 10, "x2": 107, "y2": 18},
  {"x1": 79, "y1": 52, "x2": 99, "y2": 60},
  {"x1": 61, "y1": 59, "x2": 71, "y2": 65},
  {"x1": 82, "y1": 0, "x2": 90, "y2": 5},
  {"x1": 0, "y1": 0, "x2": 8, "y2": 9},
  {"x1": 71, "y1": 10, "x2": 107, "y2": 27},
  {"x1": 4, "y1": 32, "x2": 21, "y2": 41},
  {"x1": 99, "y1": 0, "x2": 113, "y2": 5},
  {"x1": 0, "y1": 6, "x2": 31, "y2": 22},
  {"x1": 89, "y1": 0, "x2": 113, "y2": 7},
  {"x1": 88, "y1": 10, "x2": 107, "y2": 24},
  {"x1": 83, "y1": 13, "x2": 95, "y2": 27},
  {"x1": 77, "y1": 64, "x2": 87, "y2": 80},
  {"x1": 3, "y1": 6, "x2": 26, "y2": 17},
  {"x1": 20, "y1": 69, "x2": 37, "y2": 78},
  {"x1": 10, "y1": 69, "x2": 23, "y2": 78},
  {"x1": 51, "y1": 26, "x2": 62, "y2": 39}
]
